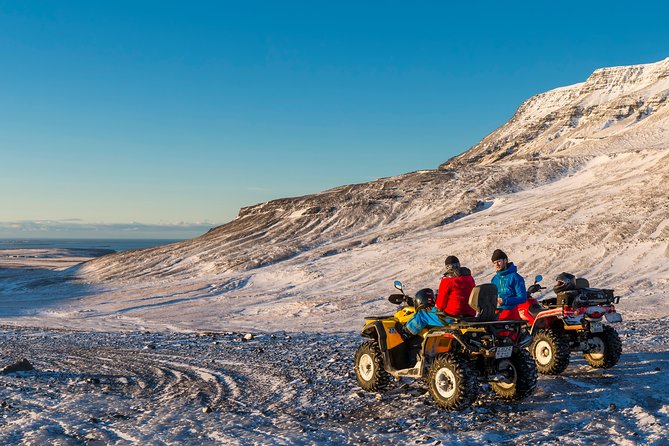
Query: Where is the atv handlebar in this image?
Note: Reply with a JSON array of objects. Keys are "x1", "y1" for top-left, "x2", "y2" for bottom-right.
[{"x1": 527, "y1": 284, "x2": 546, "y2": 295}]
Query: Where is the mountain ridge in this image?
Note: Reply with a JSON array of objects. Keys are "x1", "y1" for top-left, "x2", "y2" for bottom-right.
[
  {"x1": 79, "y1": 58, "x2": 669, "y2": 281},
  {"x1": 442, "y1": 57, "x2": 669, "y2": 168}
]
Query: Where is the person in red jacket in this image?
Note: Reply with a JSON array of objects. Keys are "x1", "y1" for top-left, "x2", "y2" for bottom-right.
[{"x1": 435, "y1": 255, "x2": 476, "y2": 318}]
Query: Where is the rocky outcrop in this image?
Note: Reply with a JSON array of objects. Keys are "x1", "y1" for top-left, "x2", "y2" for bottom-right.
[{"x1": 1, "y1": 359, "x2": 34, "y2": 374}]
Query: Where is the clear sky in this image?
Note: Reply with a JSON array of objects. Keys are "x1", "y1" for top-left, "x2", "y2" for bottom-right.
[{"x1": 1, "y1": 1, "x2": 668, "y2": 239}]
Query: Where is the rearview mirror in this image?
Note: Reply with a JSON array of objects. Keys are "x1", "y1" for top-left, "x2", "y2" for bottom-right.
[
  {"x1": 393, "y1": 280, "x2": 403, "y2": 292},
  {"x1": 535, "y1": 275, "x2": 543, "y2": 283}
]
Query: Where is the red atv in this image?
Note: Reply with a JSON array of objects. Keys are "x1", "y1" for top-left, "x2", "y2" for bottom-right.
[{"x1": 518, "y1": 273, "x2": 623, "y2": 375}]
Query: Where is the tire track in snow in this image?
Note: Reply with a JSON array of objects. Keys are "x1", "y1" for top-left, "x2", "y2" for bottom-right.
[{"x1": 0, "y1": 322, "x2": 667, "y2": 445}]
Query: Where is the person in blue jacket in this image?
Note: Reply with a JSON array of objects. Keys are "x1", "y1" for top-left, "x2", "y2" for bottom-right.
[
  {"x1": 491, "y1": 249, "x2": 526, "y2": 320},
  {"x1": 403, "y1": 288, "x2": 446, "y2": 335}
]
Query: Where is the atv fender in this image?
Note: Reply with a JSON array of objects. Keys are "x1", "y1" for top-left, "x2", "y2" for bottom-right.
[
  {"x1": 424, "y1": 329, "x2": 470, "y2": 353},
  {"x1": 362, "y1": 322, "x2": 388, "y2": 351},
  {"x1": 362, "y1": 321, "x2": 405, "y2": 351},
  {"x1": 362, "y1": 321, "x2": 407, "y2": 374},
  {"x1": 424, "y1": 332, "x2": 456, "y2": 356},
  {"x1": 530, "y1": 308, "x2": 563, "y2": 333}
]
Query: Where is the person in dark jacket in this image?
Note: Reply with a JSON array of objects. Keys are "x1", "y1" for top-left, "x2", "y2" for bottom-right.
[
  {"x1": 491, "y1": 249, "x2": 526, "y2": 320},
  {"x1": 435, "y1": 255, "x2": 476, "y2": 318}
]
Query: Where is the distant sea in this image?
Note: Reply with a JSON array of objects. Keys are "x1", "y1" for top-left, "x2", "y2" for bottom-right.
[{"x1": 0, "y1": 239, "x2": 183, "y2": 253}]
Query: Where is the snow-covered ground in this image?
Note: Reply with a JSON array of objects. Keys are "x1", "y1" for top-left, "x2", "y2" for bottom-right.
[
  {"x1": 0, "y1": 320, "x2": 667, "y2": 445},
  {"x1": 1, "y1": 248, "x2": 668, "y2": 444}
]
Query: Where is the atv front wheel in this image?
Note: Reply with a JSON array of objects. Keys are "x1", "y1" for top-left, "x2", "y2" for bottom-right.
[
  {"x1": 427, "y1": 353, "x2": 478, "y2": 410},
  {"x1": 583, "y1": 325, "x2": 622, "y2": 369},
  {"x1": 492, "y1": 349, "x2": 538, "y2": 400},
  {"x1": 531, "y1": 329, "x2": 570, "y2": 375},
  {"x1": 354, "y1": 341, "x2": 390, "y2": 392}
]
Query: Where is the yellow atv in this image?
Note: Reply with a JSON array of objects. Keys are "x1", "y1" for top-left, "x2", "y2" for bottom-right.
[{"x1": 354, "y1": 281, "x2": 537, "y2": 410}]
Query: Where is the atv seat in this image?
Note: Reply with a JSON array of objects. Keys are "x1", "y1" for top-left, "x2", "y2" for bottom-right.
[
  {"x1": 467, "y1": 284, "x2": 498, "y2": 322},
  {"x1": 575, "y1": 278, "x2": 590, "y2": 289},
  {"x1": 527, "y1": 302, "x2": 546, "y2": 318}
]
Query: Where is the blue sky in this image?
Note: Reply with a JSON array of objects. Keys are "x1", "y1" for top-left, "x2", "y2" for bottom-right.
[{"x1": 1, "y1": 1, "x2": 668, "y2": 239}]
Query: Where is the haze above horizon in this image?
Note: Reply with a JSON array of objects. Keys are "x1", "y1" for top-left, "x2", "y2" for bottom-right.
[{"x1": 1, "y1": 1, "x2": 668, "y2": 239}]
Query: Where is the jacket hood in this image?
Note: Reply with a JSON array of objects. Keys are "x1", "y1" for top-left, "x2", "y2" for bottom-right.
[{"x1": 443, "y1": 266, "x2": 472, "y2": 278}]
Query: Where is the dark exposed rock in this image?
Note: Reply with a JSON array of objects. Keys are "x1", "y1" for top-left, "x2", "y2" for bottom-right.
[{"x1": 1, "y1": 358, "x2": 34, "y2": 374}]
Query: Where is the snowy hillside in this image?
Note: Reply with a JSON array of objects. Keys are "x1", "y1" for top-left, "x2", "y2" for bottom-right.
[
  {"x1": 1, "y1": 58, "x2": 668, "y2": 333},
  {"x1": 14, "y1": 57, "x2": 660, "y2": 333}
]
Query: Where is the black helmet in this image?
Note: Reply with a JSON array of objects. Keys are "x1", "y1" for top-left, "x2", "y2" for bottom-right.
[
  {"x1": 553, "y1": 272, "x2": 576, "y2": 293},
  {"x1": 414, "y1": 288, "x2": 435, "y2": 311}
]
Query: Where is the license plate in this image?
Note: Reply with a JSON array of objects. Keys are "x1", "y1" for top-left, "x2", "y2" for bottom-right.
[
  {"x1": 495, "y1": 346, "x2": 513, "y2": 359},
  {"x1": 590, "y1": 321, "x2": 603, "y2": 333},
  {"x1": 604, "y1": 312, "x2": 622, "y2": 323}
]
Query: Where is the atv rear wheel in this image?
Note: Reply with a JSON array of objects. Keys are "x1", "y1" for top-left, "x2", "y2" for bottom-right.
[
  {"x1": 584, "y1": 325, "x2": 622, "y2": 369},
  {"x1": 491, "y1": 349, "x2": 538, "y2": 400},
  {"x1": 427, "y1": 353, "x2": 478, "y2": 410},
  {"x1": 531, "y1": 329, "x2": 570, "y2": 375},
  {"x1": 354, "y1": 341, "x2": 390, "y2": 392}
]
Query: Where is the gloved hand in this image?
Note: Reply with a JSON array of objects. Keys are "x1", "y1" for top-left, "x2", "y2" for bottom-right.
[{"x1": 396, "y1": 324, "x2": 412, "y2": 340}]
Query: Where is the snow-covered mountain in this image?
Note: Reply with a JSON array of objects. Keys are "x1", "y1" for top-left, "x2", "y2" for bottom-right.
[
  {"x1": 445, "y1": 57, "x2": 669, "y2": 166},
  {"x1": 39, "y1": 57, "x2": 667, "y2": 332}
]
